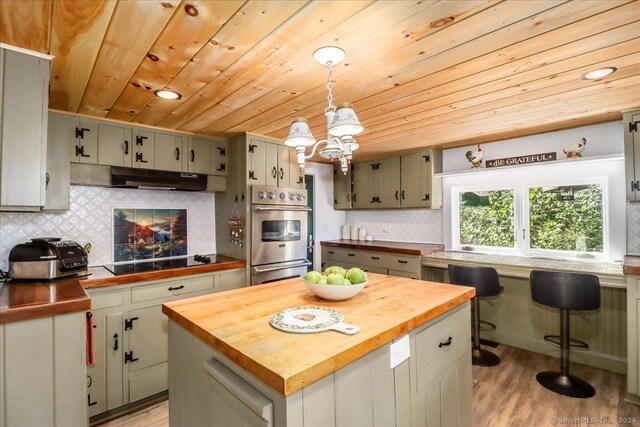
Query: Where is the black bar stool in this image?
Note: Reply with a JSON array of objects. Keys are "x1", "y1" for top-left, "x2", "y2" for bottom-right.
[
  {"x1": 448, "y1": 264, "x2": 503, "y2": 367},
  {"x1": 530, "y1": 270, "x2": 600, "y2": 398}
]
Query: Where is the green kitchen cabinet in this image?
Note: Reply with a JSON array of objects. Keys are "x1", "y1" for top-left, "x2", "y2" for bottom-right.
[
  {"x1": 333, "y1": 164, "x2": 351, "y2": 209},
  {"x1": 400, "y1": 149, "x2": 442, "y2": 209},
  {"x1": 624, "y1": 110, "x2": 640, "y2": 201},
  {"x1": 153, "y1": 132, "x2": 183, "y2": 172},
  {"x1": 132, "y1": 129, "x2": 155, "y2": 169},
  {"x1": 97, "y1": 123, "x2": 133, "y2": 167}
]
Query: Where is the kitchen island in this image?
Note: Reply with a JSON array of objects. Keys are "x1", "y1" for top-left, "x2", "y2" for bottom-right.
[{"x1": 163, "y1": 273, "x2": 475, "y2": 426}]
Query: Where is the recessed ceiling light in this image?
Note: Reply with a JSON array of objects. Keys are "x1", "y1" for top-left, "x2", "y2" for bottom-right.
[
  {"x1": 581, "y1": 67, "x2": 617, "y2": 81},
  {"x1": 154, "y1": 89, "x2": 182, "y2": 100}
]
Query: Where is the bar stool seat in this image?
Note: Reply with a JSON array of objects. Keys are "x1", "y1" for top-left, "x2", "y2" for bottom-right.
[
  {"x1": 448, "y1": 264, "x2": 502, "y2": 367},
  {"x1": 530, "y1": 270, "x2": 600, "y2": 398}
]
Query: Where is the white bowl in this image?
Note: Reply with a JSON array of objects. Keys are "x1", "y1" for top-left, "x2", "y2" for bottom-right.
[{"x1": 303, "y1": 279, "x2": 368, "y2": 301}]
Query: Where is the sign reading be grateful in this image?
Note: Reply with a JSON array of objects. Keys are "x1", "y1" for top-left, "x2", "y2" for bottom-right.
[{"x1": 486, "y1": 152, "x2": 556, "y2": 168}]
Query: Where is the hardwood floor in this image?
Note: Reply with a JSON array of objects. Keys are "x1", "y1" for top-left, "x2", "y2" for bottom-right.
[{"x1": 100, "y1": 344, "x2": 640, "y2": 427}]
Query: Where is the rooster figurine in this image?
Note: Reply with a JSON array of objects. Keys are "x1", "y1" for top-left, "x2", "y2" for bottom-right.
[
  {"x1": 465, "y1": 145, "x2": 484, "y2": 169},
  {"x1": 563, "y1": 137, "x2": 587, "y2": 158}
]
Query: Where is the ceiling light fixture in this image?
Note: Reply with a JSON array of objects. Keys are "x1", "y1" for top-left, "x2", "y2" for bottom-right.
[
  {"x1": 154, "y1": 89, "x2": 182, "y2": 100},
  {"x1": 581, "y1": 67, "x2": 617, "y2": 81},
  {"x1": 284, "y1": 46, "x2": 364, "y2": 175}
]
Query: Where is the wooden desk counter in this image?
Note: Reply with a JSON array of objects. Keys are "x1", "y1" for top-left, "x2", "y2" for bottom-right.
[{"x1": 163, "y1": 273, "x2": 474, "y2": 396}]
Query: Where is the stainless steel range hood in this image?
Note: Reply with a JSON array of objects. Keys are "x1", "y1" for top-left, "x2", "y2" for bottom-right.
[{"x1": 110, "y1": 167, "x2": 207, "y2": 191}]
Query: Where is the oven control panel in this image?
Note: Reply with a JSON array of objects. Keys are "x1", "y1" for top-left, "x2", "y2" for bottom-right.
[{"x1": 252, "y1": 185, "x2": 308, "y2": 206}]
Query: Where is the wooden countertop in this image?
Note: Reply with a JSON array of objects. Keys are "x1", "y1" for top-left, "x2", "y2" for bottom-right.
[
  {"x1": 162, "y1": 273, "x2": 475, "y2": 396},
  {"x1": 624, "y1": 255, "x2": 640, "y2": 275},
  {"x1": 81, "y1": 256, "x2": 246, "y2": 289},
  {"x1": 0, "y1": 278, "x2": 91, "y2": 324},
  {"x1": 0, "y1": 256, "x2": 245, "y2": 324},
  {"x1": 320, "y1": 239, "x2": 444, "y2": 256}
]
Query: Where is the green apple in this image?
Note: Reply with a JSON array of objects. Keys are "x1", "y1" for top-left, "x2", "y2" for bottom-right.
[
  {"x1": 326, "y1": 273, "x2": 345, "y2": 286},
  {"x1": 347, "y1": 268, "x2": 368, "y2": 284},
  {"x1": 324, "y1": 266, "x2": 346, "y2": 277},
  {"x1": 344, "y1": 278, "x2": 352, "y2": 286},
  {"x1": 304, "y1": 271, "x2": 322, "y2": 284},
  {"x1": 318, "y1": 275, "x2": 328, "y2": 285}
]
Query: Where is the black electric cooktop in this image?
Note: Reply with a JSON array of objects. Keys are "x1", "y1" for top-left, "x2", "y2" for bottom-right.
[{"x1": 104, "y1": 254, "x2": 218, "y2": 276}]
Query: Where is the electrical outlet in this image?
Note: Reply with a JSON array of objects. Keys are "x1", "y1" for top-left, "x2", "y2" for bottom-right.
[{"x1": 389, "y1": 335, "x2": 410, "y2": 369}]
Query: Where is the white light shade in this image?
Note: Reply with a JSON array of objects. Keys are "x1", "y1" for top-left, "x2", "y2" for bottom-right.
[
  {"x1": 319, "y1": 139, "x2": 342, "y2": 159},
  {"x1": 285, "y1": 117, "x2": 316, "y2": 147},
  {"x1": 329, "y1": 103, "x2": 363, "y2": 137}
]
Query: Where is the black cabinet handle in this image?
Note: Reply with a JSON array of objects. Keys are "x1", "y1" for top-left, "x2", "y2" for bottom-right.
[
  {"x1": 45, "y1": 172, "x2": 50, "y2": 189},
  {"x1": 168, "y1": 285, "x2": 185, "y2": 291},
  {"x1": 124, "y1": 140, "x2": 129, "y2": 155},
  {"x1": 347, "y1": 193, "x2": 350, "y2": 202},
  {"x1": 217, "y1": 163, "x2": 225, "y2": 172},
  {"x1": 398, "y1": 260, "x2": 408, "y2": 264},
  {"x1": 422, "y1": 193, "x2": 430, "y2": 201},
  {"x1": 395, "y1": 190, "x2": 399, "y2": 200},
  {"x1": 113, "y1": 333, "x2": 119, "y2": 351},
  {"x1": 439, "y1": 336, "x2": 453, "y2": 348},
  {"x1": 371, "y1": 256, "x2": 379, "y2": 260},
  {"x1": 88, "y1": 395, "x2": 97, "y2": 407},
  {"x1": 190, "y1": 149, "x2": 195, "y2": 162},
  {"x1": 353, "y1": 193, "x2": 357, "y2": 202},
  {"x1": 370, "y1": 197, "x2": 376, "y2": 203},
  {"x1": 347, "y1": 253, "x2": 355, "y2": 257},
  {"x1": 279, "y1": 167, "x2": 284, "y2": 180},
  {"x1": 401, "y1": 190, "x2": 405, "y2": 200},
  {"x1": 328, "y1": 250, "x2": 335, "y2": 254},
  {"x1": 175, "y1": 147, "x2": 180, "y2": 160},
  {"x1": 76, "y1": 127, "x2": 90, "y2": 139},
  {"x1": 272, "y1": 166, "x2": 277, "y2": 178}
]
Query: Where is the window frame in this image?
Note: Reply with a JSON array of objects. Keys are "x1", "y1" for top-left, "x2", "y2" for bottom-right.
[{"x1": 451, "y1": 176, "x2": 609, "y2": 260}]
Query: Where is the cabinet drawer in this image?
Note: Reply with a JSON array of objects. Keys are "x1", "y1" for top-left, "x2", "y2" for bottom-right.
[
  {"x1": 415, "y1": 305, "x2": 470, "y2": 391},
  {"x1": 90, "y1": 290, "x2": 124, "y2": 310},
  {"x1": 360, "y1": 251, "x2": 389, "y2": 269},
  {"x1": 322, "y1": 246, "x2": 350, "y2": 262},
  {"x1": 387, "y1": 254, "x2": 421, "y2": 273},
  {"x1": 388, "y1": 269, "x2": 420, "y2": 280},
  {"x1": 131, "y1": 275, "x2": 214, "y2": 302},
  {"x1": 129, "y1": 363, "x2": 168, "y2": 403},
  {"x1": 363, "y1": 265, "x2": 388, "y2": 275},
  {"x1": 217, "y1": 268, "x2": 246, "y2": 291}
]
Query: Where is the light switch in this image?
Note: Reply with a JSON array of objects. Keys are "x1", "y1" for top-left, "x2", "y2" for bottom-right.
[{"x1": 389, "y1": 335, "x2": 410, "y2": 369}]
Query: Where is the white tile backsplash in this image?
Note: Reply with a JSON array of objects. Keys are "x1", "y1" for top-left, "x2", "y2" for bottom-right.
[
  {"x1": 0, "y1": 186, "x2": 216, "y2": 270},
  {"x1": 345, "y1": 209, "x2": 443, "y2": 244},
  {"x1": 628, "y1": 203, "x2": 640, "y2": 255}
]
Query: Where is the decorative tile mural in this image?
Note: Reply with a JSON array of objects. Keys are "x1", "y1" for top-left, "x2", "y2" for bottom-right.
[{"x1": 114, "y1": 208, "x2": 188, "y2": 262}]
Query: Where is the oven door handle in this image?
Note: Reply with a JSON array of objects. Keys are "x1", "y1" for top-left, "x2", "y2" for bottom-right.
[
  {"x1": 252, "y1": 260, "x2": 311, "y2": 274},
  {"x1": 252, "y1": 205, "x2": 311, "y2": 212}
]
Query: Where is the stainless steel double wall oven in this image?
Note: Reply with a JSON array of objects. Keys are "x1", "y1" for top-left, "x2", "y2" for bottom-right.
[{"x1": 250, "y1": 185, "x2": 310, "y2": 285}]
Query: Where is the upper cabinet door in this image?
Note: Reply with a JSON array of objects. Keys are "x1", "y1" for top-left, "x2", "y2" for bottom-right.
[
  {"x1": 212, "y1": 140, "x2": 228, "y2": 177},
  {"x1": 418, "y1": 149, "x2": 442, "y2": 209},
  {"x1": 277, "y1": 145, "x2": 290, "y2": 187},
  {"x1": 247, "y1": 137, "x2": 266, "y2": 185},
  {"x1": 333, "y1": 165, "x2": 351, "y2": 209},
  {"x1": 133, "y1": 130, "x2": 154, "y2": 169},
  {"x1": 265, "y1": 142, "x2": 278, "y2": 186},
  {"x1": 400, "y1": 153, "x2": 421, "y2": 208},
  {"x1": 624, "y1": 110, "x2": 640, "y2": 201},
  {"x1": 187, "y1": 137, "x2": 214, "y2": 175},
  {"x1": 351, "y1": 162, "x2": 373, "y2": 209},
  {"x1": 70, "y1": 120, "x2": 98, "y2": 164},
  {"x1": 154, "y1": 133, "x2": 183, "y2": 172},
  {"x1": 97, "y1": 124, "x2": 132, "y2": 167},
  {"x1": 0, "y1": 48, "x2": 50, "y2": 208},
  {"x1": 378, "y1": 157, "x2": 400, "y2": 209}
]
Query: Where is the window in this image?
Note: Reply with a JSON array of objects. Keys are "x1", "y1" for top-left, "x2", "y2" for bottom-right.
[{"x1": 452, "y1": 179, "x2": 607, "y2": 259}]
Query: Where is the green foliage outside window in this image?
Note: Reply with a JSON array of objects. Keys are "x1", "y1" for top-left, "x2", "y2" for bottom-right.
[
  {"x1": 459, "y1": 190, "x2": 515, "y2": 248},
  {"x1": 529, "y1": 185, "x2": 603, "y2": 252}
]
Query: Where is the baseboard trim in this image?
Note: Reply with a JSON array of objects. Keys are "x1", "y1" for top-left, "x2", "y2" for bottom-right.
[
  {"x1": 482, "y1": 330, "x2": 627, "y2": 374},
  {"x1": 90, "y1": 391, "x2": 168, "y2": 426}
]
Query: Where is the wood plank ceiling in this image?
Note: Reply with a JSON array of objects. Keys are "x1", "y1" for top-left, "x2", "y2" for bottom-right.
[{"x1": 1, "y1": 0, "x2": 639, "y2": 161}]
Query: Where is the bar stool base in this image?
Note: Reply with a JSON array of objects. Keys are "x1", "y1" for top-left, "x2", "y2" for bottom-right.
[
  {"x1": 536, "y1": 372, "x2": 595, "y2": 398},
  {"x1": 472, "y1": 347, "x2": 500, "y2": 367}
]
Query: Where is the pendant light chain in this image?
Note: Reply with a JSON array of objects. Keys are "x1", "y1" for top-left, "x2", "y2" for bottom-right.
[{"x1": 325, "y1": 61, "x2": 335, "y2": 113}]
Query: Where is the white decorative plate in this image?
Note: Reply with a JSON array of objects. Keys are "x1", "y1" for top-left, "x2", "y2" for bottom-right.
[{"x1": 269, "y1": 306, "x2": 359, "y2": 335}]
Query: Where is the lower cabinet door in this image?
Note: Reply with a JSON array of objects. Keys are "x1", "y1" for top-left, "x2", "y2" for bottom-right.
[
  {"x1": 388, "y1": 269, "x2": 420, "y2": 280},
  {"x1": 87, "y1": 314, "x2": 107, "y2": 417},
  {"x1": 127, "y1": 305, "x2": 168, "y2": 372},
  {"x1": 424, "y1": 355, "x2": 473, "y2": 427}
]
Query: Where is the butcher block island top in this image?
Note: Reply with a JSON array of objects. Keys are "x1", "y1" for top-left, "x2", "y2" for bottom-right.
[{"x1": 162, "y1": 273, "x2": 475, "y2": 396}]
